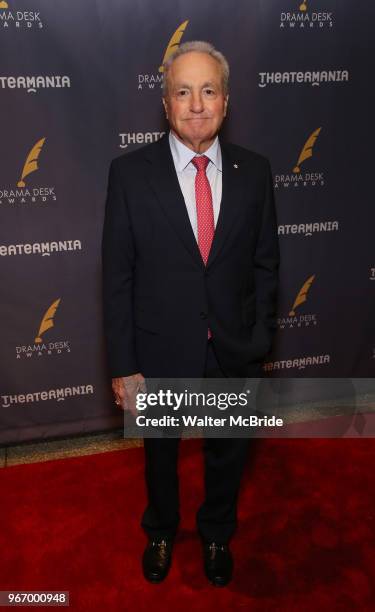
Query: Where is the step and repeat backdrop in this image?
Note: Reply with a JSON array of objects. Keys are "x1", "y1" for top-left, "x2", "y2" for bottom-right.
[{"x1": 0, "y1": 1, "x2": 373, "y2": 444}]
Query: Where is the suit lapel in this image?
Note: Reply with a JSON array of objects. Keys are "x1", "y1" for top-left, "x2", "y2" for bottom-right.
[
  {"x1": 206, "y1": 141, "x2": 247, "y2": 268},
  {"x1": 145, "y1": 136, "x2": 205, "y2": 271},
  {"x1": 144, "y1": 135, "x2": 247, "y2": 270}
]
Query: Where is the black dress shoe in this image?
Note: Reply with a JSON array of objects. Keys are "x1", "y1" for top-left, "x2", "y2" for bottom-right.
[
  {"x1": 203, "y1": 541, "x2": 233, "y2": 586},
  {"x1": 142, "y1": 538, "x2": 173, "y2": 583}
]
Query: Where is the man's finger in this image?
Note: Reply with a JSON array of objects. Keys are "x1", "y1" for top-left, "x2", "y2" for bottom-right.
[
  {"x1": 138, "y1": 378, "x2": 147, "y2": 394},
  {"x1": 124, "y1": 390, "x2": 139, "y2": 417}
]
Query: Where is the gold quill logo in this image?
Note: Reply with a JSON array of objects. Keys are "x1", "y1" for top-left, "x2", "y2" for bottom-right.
[
  {"x1": 293, "y1": 128, "x2": 321, "y2": 173},
  {"x1": 35, "y1": 299, "x2": 61, "y2": 343},
  {"x1": 0, "y1": 2, "x2": 9, "y2": 8},
  {"x1": 159, "y1": 20, "x2": 189, "y2": 73},
  {"x1": 299, "y1": 1, "x2": 307, "y2": 11},
  {"x1": 17, "y1": 137, "x2": 46, "y2": 188},
  {"x1": 289, "y1": 275, "x2": 315, "y2": 316}
]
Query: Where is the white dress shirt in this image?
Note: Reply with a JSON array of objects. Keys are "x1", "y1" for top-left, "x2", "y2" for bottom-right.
[{"x1": 168, "y1": 131, "x2": 222, "y2": 241}]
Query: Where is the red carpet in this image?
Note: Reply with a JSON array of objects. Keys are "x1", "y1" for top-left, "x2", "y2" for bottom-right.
[{"x1": 1, "y1": 439, "x2": 374, "y2": 611}]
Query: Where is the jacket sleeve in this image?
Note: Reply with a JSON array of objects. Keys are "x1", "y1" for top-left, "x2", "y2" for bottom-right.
[
  {"x1": 250, "y1": 159, "x2": 280, "y2": 361},
  {"x1": 101, "y1": 159, "x2": 139, "y2": 377}
]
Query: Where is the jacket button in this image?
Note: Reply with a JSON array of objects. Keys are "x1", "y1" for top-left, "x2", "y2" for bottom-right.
[{"x1": 200, "y1": 311, "x2": 207, "y2": 319}]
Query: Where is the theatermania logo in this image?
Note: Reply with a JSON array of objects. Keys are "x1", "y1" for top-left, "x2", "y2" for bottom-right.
[
  {"x1": 2, "y1": 384, "x2": 94, "y2": 408},
  {"x1": 119, "y1": 131, "x2": 165, "y2": 149},
  {"x1": 0, "y1": 138, "x2": 57, "y2": 206},
  {"x1": 0, "y1": 1, "x2": 44, "y2": 29},
  {"x1": 138, "y1": 19, "x2": 189, "y2": 91},
  {"x1": 278, "y1": 221, "x2": 339, "y2": 237},
  {"x1": 0, "y1": 75, "x2": 70, "y2": 93},
  {"x1": 263, "y1": 353, "x2": 330, "y2": 372},
  {"x1": 258, "y1": 70, "x2": 348, "y2": 88},
  {"x1": 280, "y1": 2, "x2": 334, "y2": 29},
  {"x1": 15, "y1": 298, "x2": 71, "y2": 359},
  {"x1": 0, "y1": 240, "x2": 82, "y2": 257},
  {"x1": 278, "y1": 275, "x2": 318, "y2": 329},
  {"x1": 275, "y1": 128, "x2": 324, "y2": 189}
]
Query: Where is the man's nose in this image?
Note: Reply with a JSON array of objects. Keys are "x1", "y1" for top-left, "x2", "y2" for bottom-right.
[{"x1": 190, "y1": 91, "x2": 204, "y2": 113}]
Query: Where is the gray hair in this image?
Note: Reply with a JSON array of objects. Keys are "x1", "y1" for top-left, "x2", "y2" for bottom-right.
[{"x1": 162, "y1": 40, "x2": 229, "y2": 96}]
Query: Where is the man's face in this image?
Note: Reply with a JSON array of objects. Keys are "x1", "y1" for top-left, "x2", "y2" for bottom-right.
[{"x1": 162, "y1": 51, "x2": 228, "y2": 153}]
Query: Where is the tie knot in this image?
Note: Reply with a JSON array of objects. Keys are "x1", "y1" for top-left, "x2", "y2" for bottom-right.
[{"x1": 192, "y1": 155, "x2": 210, "y2": 172}]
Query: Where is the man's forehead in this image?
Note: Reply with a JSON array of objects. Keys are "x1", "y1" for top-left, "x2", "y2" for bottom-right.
[
  {"x1": 171, "y1": 78, "x2": 220, "y2": 88},
  {"x1": 169, "y1": 65, "x2": 222, "y2": 87},
  {"x1": 170, "y1": 52, "x2": 221, "y2": 75}
]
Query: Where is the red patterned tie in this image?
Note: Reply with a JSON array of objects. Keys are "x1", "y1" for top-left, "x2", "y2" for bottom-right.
[
  {"x1": 192, "y1": 155, "x2": 215, "y2": 264},
  {"x1": 192, "y1": 155, "x2": 214, "y2": 339}
]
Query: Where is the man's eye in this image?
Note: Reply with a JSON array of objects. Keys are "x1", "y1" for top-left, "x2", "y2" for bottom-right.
[
  {"x1": 177, "y1": 90, "x2": 189, "y2": 97},
  {"x1": 204, "y1": 89, "x2": 216, "y2": 96}
]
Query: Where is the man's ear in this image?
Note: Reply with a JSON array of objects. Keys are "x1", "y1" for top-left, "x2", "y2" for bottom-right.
[
  {"x1": 162, "y1": 97, "x2": 169, "y2": 119},
  {"x1": 223, "y1": 94, "x2": 229, "y2": 117}
]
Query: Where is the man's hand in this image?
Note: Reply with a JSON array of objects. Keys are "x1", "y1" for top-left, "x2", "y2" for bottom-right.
[{"x1": 112, "y1": 373, "x2": 146, "y2": 417}]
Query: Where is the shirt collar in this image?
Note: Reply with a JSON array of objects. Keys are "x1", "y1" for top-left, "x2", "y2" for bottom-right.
[{"x1": 169, "y1": 131, "x2": 222, "y2": 172}]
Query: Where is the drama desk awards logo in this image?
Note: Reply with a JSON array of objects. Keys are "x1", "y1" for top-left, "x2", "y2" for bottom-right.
[
  {"x1": 275, "y1": 127, "x2": 339, "y2": 238},
  {"x1": 15, "y1": 298, "x2": 71, "y2": 359},
  {"x1": 0, "y1": 1, "x2": 44, "y2": 29},
  {"x1": 275, "y1": 128, "x2": 324, "y2": 189},
  {"x1": 138, "y1": 20, "x2": 189, "y2": 91},
  {"x1": 280, "y1": 1, "x2": 334, "y2": 29},
  {"x1": 0, "y1": 137, "x2": 57, "y2": 206},
  {"x1": 278, "y1": 275, "x2": 318, "y2": 329}
]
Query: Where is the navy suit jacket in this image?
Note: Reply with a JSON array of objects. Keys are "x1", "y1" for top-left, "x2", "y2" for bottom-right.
[{"x1": 102, "y1": 134, "x2": 279, "y2": 378}]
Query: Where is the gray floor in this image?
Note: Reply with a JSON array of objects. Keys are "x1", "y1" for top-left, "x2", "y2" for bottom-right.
[{"x1": 1, "y1": 430, "x2": 142, "y2": 467}]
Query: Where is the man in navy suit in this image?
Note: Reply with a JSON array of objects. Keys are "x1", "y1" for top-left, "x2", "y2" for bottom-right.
[{"x1": 102, "y1": 41, "x2": 279, "y2": 586}]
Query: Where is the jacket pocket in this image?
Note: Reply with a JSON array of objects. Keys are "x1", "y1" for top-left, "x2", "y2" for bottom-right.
[{"x1": 134, "y1": 307, "x2": 160, "y2": 334}]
